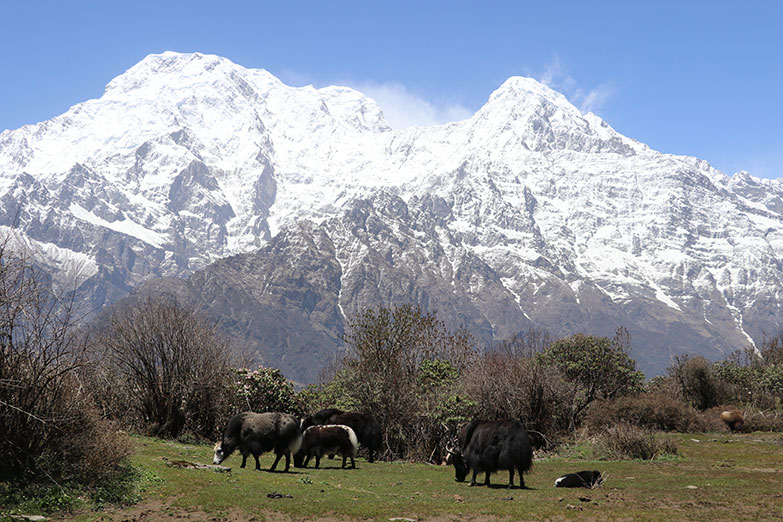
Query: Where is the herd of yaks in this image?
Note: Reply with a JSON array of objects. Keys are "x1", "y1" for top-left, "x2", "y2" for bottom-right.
[
  {"x1": 211, "y1": 408, "x2": 605, "y2": 489},
  {"x1": 212, "y1": 408, "x2": 746, "y2": 489}
]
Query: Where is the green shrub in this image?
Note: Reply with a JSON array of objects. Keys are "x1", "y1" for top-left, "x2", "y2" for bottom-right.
[
  {"x1": 233, "y1": 366, "x2": 303, "y2": 416},
  {"x1": 669, "y1": 355, "x2": 725, "y2": 410},
  {"x1": 540, "y1": 332, "x2": 644, "y2": 429}
]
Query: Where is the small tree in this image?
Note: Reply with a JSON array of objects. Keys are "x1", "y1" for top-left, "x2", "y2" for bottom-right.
[
  {"x1": 98, "y1": 297, "x2": 233, "y2": 439},
  {"x1": 541, "y1": 331, "x2": 644, "y2": 429},
  {"x1": 669, "y1": 355, "x2": 720, "y2": 411},
  {"x1": 335, "y1": 304, "x2": 476, "y2": 459}
]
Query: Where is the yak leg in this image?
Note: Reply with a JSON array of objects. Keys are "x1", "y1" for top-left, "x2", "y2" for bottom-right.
[
  {"x1": 315, "y1": 454, "x2": 321, "y2": 468},
  {"x1": 350, "y1": 455, "x2": 356, "y2": 469},
  {"x1": 341, "y1": 454, "x2": 347, "y2": 469},
  {"x1": 240, "y1": 452, "x2": 248, "y2": 468},
  {"x1": 368, "y1": 449, "x2": 374, "y2": 463},
  {"x1": 469, "y1": 470, "x2": 478, "y2": 487},
  {"x1": 303, "y1": 454, "x2": 311, "y2": 468},
  {"x1": 254, "y1": 453, "x2": 261, "y2": 471},
  {"x1": 484, "y1": 472, "x2": 491, "y2": 487},
  {"x1": 518, "y1": 467, "x2": 526, "y2": 489},
  {"x1": 508, "y1": 468, "x2": 515, "y2": 488},
  {"x1": 270, "y1": 452, "x2": 283, "y2": 471},
  {"x1": 283, "y1": 452, "x2": 291, "y2": 472}
]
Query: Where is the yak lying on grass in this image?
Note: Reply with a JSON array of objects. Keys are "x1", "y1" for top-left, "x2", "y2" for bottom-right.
[
  {"x1": 213, "y1": 412, "x2": 302, "y2": 472},
  {"x1": 294, "y1": 424, "x2": 359, "y2": 469},
  {"x1": 301, "y1": 408, "x2": 383, "y2": 462},
  {"x1": 555, "y1": 470, "x2": 602, "y2": 488},
  {"x1": 448, "y1": 419, "x2": 533, "y2": 488}
]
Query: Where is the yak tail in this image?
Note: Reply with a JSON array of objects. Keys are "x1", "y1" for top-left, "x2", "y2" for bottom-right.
[
  {"x1": 289, "y1": 431, "x2": 303, "y2": 455},
  {"x1": 346, "y1": 426, "x2": 359, "y2": 457}
]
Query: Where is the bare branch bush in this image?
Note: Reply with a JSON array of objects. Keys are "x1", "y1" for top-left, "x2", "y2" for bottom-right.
[
  {"x1": 95, "y1": 297, "x2": 233, "y2": 439},
  {"x1": 0, "y1": 236, "x2": 131, "y2": 483}
]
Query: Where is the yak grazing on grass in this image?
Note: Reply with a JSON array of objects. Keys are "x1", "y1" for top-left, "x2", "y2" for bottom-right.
[
  {"x1": 720, "y1": 410, "x2": 744, "y2": 432},
  {"x1": 301, "y1": 409, "x2": 383, "y2": 462},
  {"x1": 213, "y1": 412, "x2": 302, "y2": 471},
  {"x1": 448, "y1": 419, "x2": 533, "y2": 488},
  {"x1": 294, "y1": 424, "x2": 359, "y2": 469}
]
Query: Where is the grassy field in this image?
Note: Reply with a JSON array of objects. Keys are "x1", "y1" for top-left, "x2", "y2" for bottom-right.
[{"x1": 17, "y1": 432, "x2": 783, "y2": 521}]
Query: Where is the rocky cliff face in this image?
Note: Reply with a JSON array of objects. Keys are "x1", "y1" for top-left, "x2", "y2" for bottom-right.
[{"x1": 2, "y1": 52, "x2": 782, "y2": 382}]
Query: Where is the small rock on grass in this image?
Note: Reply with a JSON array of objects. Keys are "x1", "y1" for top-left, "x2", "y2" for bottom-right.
[{"x1": 267, "y1": 492, "x2": 293, "y2": 499}]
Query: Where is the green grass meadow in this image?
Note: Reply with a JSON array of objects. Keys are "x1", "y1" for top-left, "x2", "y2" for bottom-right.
[{"x1": 12, "y1": 432, "x2": 783, "y2": 521}]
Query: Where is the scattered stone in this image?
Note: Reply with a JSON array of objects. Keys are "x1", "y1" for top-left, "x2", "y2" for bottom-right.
[
  {"x1": 267, "y1": 492, "x2": 293, "y2": 499},
  {"x1": 499, "y1": 496, "x2": 513, "y2": 501},
  {"x1": 685, "y1": 486, "x2": 698, "y2": 490},
  {"x1": 453, "y1": 494, "x2": 464, "y2": 503},
  {"x1": 690, "y1": 439, "x2": 701, "y2": 443},
  {"x1": 9, "y1": 516, "x2": 48, "y2": 521},
  {"x1": 389, "y1": 518, "x2": 417, "y2": 522},
  {"x1": 565, "y1": 504, "x2": 583, "y2": 511}
]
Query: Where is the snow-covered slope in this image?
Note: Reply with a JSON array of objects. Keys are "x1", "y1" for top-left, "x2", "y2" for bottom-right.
[{"x1": 2, "y1": 52, "x2": 782, "y2": 378}]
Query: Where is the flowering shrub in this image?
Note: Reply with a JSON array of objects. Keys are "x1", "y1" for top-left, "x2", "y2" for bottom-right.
[{"x1": 233, "y1": 366, "x2": 303, "y2": 415}]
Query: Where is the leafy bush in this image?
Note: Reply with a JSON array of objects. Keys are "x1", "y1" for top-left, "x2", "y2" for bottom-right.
[
  {"x1": 540, "y1": 331, "x2": 645, "y2": 429},
  {"x1": 233, "y1": 366, "x2": 303, "y2": 416},
  {"x1": 590, "y1": 424, "x2": 679, "y2": 460},
  {"x1": 669, "y1": 355, "x2": 725, "y2": 410}
]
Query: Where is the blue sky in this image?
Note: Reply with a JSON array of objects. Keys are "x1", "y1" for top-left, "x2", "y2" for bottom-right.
[{"x1": 1, "y1": 1, "x2": 781, "y2": 178}]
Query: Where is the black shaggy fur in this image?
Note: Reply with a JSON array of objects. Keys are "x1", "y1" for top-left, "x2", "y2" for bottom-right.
[
  {"x1": 451, "y1": 419, "x2": 533, "y2": 488},
  {"x1": 214, "y1": 412, "x2": 302, "y2": 472},
  {"x1": 301, "y1": 408, "x2": 344, "y2": 431},
  {"x1": 293, "y1": 425, "x2": 358, "y2": 469},
  {"x1": 301, "y1": 409, "x2": 383, "y2": 462}
]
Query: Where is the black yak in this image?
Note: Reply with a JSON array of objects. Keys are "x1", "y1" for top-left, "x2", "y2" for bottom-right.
[
  {"x1": 294, "y1": 424, "x2": 359, "y2": 469},
  {"x1": 448, "y1": 419, "x2": 533, "y2": 488},
  {"x1": 301, "y1": 409, "x2": 382, "y2": 462},
  {"x1": 213, "y1": 412, "x2": 302, "y2": 471},
  {"x1": 555, "y1": 470, "x2": 602, "y2": 488},
  {"x1": 720, "y1": 410, "x2": 744, "y2": 432}
]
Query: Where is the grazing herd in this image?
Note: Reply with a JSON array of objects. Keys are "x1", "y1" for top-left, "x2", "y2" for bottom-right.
[{"x1": 211, "y1": 408, "x2": 748, "y2": 490}]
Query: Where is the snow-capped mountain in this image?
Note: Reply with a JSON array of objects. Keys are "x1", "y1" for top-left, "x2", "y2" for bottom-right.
[{"x1": 2, "y1": 51, "x2": 782, "y2": 381}]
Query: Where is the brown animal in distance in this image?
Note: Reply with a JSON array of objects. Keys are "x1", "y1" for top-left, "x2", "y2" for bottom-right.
[{"x1": 720, "y1": 410, "x2": 744, "y2": 432}]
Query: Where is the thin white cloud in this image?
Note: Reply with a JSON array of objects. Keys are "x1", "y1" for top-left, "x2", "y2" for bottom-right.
[
  {"x1": 732, "y1": 148, "x2": 783, "y2": 179},
  {"x1": 538, "y1": 56, "x2": 616, "y2": 114},
  {"x1": 349, "y1": 81, "x2": 473, "y2": 129}
]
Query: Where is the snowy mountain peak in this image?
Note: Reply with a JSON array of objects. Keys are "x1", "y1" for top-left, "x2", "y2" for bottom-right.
[
  {"x1": 1, "y1": 52, "x2": 782, "y2": 380},
  {"x1": 490, "y1": 75, "x2": 574, "y2": 110}
]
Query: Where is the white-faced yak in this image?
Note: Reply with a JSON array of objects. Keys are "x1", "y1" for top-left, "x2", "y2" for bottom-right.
[
  {"x1": 294, "y1": 424, "x2": 359, "y2": 469},
  {"x1": 213, "y1": 412, "x2": 302, "y2": 471},
  {"x1": 448, "y1": 419, "x2": 533, "y2": 488}
]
